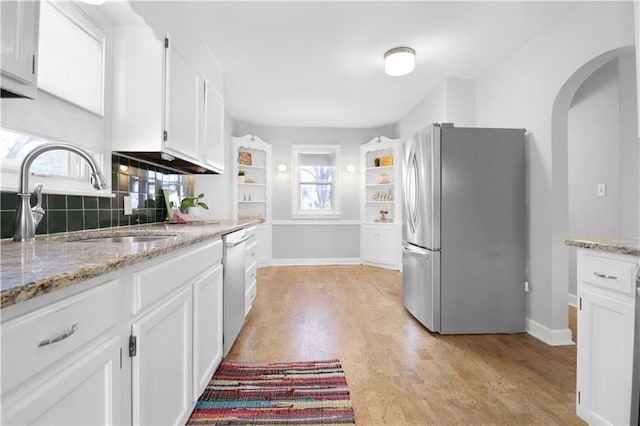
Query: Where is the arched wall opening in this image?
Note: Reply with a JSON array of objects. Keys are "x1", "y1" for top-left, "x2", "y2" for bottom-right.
[{"x1": 551, "y1": 45, "x2": 638, "y2": 328}]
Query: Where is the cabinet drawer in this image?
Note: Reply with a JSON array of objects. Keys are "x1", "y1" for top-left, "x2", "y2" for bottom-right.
[
  {"x1": 245, "y1": 261, "x2": 257, "y2": 291},
  {"x1": 245, "y1": 280, "x2": 257, "y2": 316},
  {"x1": 246, "y1": 240, "x2": 257, "y2": 268},
  {"x1": 578, "y1": 251, "x2": 638, "y2": 296},
  {"x1": 132, "y1": 239, "x2": 222, "y2": 314},
  {"x1": 1, "y1": 280, "x2": 119, "y2": 395}
]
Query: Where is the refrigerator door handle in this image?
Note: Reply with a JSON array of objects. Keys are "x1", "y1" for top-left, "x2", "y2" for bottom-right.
[
  {"x1": 402, "y1": 243, "x2": 430, "y2": 258},
  {"x1": 404, "y1": 142, "x2": 420, "y2": 234}
]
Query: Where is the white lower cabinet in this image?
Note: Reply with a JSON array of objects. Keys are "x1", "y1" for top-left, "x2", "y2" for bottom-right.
[
  {"x1": 193, "y1": 264, "x2": 224, "y2": 400},
  {"x1": 361, "y1": 224, "x2": 400, "y2": 270},
  {"x1": 1, "y1": 279, "x2": 121, "y2": 425},
  {"x1": 1, "y1": 237, "x2": 227, "y2": 426},
  {"x1": 132, "y1": 285, "x2": 192, "y2": 426},
  {"x1": 576, "y1": 249, "x2": 639, "y2": 425},
  {"x1": 3, "y1": 336, "x2": 120, "y2": 425}
]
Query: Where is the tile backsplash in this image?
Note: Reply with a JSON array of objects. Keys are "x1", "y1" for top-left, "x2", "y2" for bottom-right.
[{"x1": 0, "y1": 154, "x2": 194, "y2": 239}]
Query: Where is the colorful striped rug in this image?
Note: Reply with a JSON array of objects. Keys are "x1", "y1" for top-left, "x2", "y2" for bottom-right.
[{"x1": 187, "y1": 359, "x2": 355, "y2": 425}]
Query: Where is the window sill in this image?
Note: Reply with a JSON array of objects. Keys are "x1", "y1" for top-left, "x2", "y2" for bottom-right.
[{"x1": 291, "y1": 212, "x2": 341, "y2": 220}]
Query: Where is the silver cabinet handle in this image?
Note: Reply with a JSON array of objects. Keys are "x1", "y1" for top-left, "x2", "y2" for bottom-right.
[
  {"x1": 38, "y1": 323, "x2": 78, "y2": 347},
  {"x1": 593, "y1": 272, "x2": 618, "y2": 280}
]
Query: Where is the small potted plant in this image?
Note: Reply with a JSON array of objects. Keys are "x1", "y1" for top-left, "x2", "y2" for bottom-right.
[
  {"x1": 237, "y1": 169, "x2": 245, "y2": 183},
  {"x1": 374, "y1": 158, "x2": 381, "y2": 167},
  {"x1": 379, "y1": 209, "x2": 389, "y2": 221},
  {"x1": 180, "y1": 193, "x2": 209, "y2": 218}
]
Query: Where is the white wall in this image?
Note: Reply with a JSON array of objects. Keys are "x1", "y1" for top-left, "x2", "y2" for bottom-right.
[
  {"x1": 472, "y1": 2, "x2": 635, "y2": 344},
  {"x1": 233, "y1": 121, "x2": 397, "y2": 263},
  {"x1": 398, "y1": 78, "x2": 475, "y2": 141}
]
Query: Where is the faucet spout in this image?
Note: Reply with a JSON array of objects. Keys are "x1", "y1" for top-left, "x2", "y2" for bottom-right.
[{"x1": 13, "y1": 142, "x2": 109, "y2": 242}]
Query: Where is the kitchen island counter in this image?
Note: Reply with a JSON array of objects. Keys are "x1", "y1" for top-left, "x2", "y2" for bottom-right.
[
  {"x1": 1, "y1": 219, "x2": 259, "y2": 308},
  {"x1": 565, "y1": 237, "x2": 640, "y2": 257}
]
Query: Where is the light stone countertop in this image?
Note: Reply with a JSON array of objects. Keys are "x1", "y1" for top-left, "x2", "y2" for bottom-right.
[
  {"x1": 0, "y1": 219, "x2": 259, "y2": 308},
  {"x1": 565, "y1": 237, "x2": 640, "y2": 257}
]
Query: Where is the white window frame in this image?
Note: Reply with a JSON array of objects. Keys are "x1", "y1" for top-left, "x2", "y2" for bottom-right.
[{"x1": 291, "y1": 144, "x2": 341, "y2": 219}]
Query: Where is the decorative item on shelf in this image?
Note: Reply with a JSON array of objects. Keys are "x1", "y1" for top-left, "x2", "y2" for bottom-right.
[
  {"x1": 381, "y1": 155, "x2": 393, "y2": 166},
  {"x1": 245, "y1": 178, "x2": 256, "y2": 183},
  {"x1": 238, "y1": 151, "x2": 252, "y2": 165},
  {"x1": 379, "y1": 209, "x2": 389, "y2": 221},
  {"x1": 378, "y1": 173, "x2": 391, "y2": 184},
  {"x1": 237, "y1": 169, "x2": 245, "y2": 183},
  {"x1": 372, "y1": 189, "x2": 393, "y2": 201},
  {"x1": 374, "y1": 157, "x2": 381, "y2": 167}
]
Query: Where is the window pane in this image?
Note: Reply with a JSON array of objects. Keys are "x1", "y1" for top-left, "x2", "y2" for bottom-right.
[
  {"x1": 38, "y1": 1, "x2": 104, "y2": 115},
  {"x1": 0, "y1": 128, "x2": 92, "y2": 178},
  {"x1": 300, "y1": 183, "x2": 332, "y2": 210},
  {"x1": 299, "y1": 166, "x2": 333, "y2": 183}
]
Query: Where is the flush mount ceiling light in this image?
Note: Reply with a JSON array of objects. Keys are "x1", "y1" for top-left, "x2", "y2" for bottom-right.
[{"x1": 384, "y1": 47, "x2": 415, "y2": 76}]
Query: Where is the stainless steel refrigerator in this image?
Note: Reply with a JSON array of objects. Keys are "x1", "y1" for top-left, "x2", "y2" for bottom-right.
[{"x1": 401, "y1": 123, "x2": 526, "y2": 334}]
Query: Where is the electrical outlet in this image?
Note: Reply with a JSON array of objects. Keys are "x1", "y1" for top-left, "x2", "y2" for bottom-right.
[
  {"x1": 597, "y1": 183, "x2": 606, "y2": 197},
  {"x1": 525, "y1": 281, "x2": 530, "y2": 292},
  {"x1": 123, "y1": 196, "x2": 132, "y2": 215}
]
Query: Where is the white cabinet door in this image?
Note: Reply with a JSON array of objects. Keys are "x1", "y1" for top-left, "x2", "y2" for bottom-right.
[
  {"x1": 361, "y1": 224, "x2": 379, "y2": 264},
  {"x1": 377, "y1": 225, "x2": 399, "y2": 266},
  {"x1": 255, "y1": 224, "x2": 272, "y2": 266},
  {"x1": 192, "y1": 264, "x2": 223, "y2": 400},
  {"x1": 203, "y1": 80, "x2": 225, "y2": 173},
  {"x1": 0, "y1": 0, "x2": 39, "y2": 98},
  {"x1": 132, "y1": 285, "x2": 192, "y2": 426},
  {"x1": 577, "y1": 287, "x2": 635, "y2": 425},
  {"x1": 165, "y1": 38, "x2": 200, "y2": 162},
  {"x1": 2, "y1": 336, "x2": 120, "y2": 425}
]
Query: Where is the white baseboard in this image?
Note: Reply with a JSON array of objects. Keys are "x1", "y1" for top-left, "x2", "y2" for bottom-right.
[
  {"x1": 271, "y1": 258, "x2": 361, "y2": 266},
  {"x1": 568, "y1": 293, "x2": 578, "y2": 307},
  {"x1": 526, "y1": 317, "x2": 574, "y2": 346}
]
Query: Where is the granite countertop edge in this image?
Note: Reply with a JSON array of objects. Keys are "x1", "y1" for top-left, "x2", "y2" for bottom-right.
[
  {"x1": 565, "y1": 237, "x2": 640, "y2": 257},
  {"x1": 1, "y1": 219, "x2": 260, "y2": 308}
]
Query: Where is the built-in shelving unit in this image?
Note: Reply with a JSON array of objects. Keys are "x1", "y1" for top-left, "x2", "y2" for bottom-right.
[
  {"x1": 232, "y1": 135, "x2": 272, "y2": 266},
  {"x1": 360, "y1": 136, "x2": 402, "y2": 270}
]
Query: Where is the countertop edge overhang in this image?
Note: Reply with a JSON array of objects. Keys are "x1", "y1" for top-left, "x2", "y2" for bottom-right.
[
  {"x1": 1, "y1": 219, "x2": 260, "y2": 308},
  {"x1": 565, "y1": 237, "x2": 640, "y2": 257}
]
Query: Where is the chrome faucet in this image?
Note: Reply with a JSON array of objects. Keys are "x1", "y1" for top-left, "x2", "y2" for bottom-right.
[{"x1": 13, "y1": 142, "x2": 109, "y2": 242}]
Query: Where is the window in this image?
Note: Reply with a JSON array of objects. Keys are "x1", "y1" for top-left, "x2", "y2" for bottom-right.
[
  {"x1": 292, "y1": 145, "x2": 341, "y2": 219},
  {"x1": 0, "y1": 127, "x2": 103, "y2": 193},
  {"x1": 38, "y1": 0, "x2": 104, "y2": 115}
]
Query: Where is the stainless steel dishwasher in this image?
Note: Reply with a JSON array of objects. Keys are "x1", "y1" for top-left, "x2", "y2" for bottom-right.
[{"x1": 223, "y1": 229, "x2": 249, "y2": 356}]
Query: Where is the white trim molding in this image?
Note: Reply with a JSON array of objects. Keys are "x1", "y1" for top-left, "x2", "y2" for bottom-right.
[
  {"x1": 271, "y1": 258, "x2": 361, "y2": 267},
  {"x1": 568, "y1": 293, "x2": 578, "y2": 308},
  {"x1": 525, "y1": 317, "x2": 575, "y2": 346}
]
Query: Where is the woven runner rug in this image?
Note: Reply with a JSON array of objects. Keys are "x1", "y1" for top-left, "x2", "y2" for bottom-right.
[{"x1": 186, "y1": 359, "x2": 355, "y2": 425}]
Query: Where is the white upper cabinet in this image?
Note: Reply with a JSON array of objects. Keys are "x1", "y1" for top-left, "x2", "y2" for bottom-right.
[
  {"x1": 635, "y1": 2, "x2": 640, "y2": 137},
  {"x1": 1, "y1": 1, "x2": 40, "y2": 98},
  {"x1": 110, "y1": 26, "x2": 225, "y2": 173},
  {"x1": 164, "y1": 36, "x2": 200, "y2": 162},
  {"x1": 202, "y1": 79, "x2": 225, "y2": 174}
]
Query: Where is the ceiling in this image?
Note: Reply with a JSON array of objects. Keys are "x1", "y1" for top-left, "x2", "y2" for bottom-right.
[{"x1": 130, "y1": 1, "x2": 577, "y2": 129}]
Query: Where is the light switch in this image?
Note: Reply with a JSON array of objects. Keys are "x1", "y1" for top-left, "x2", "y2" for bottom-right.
[
  {"x1": 597, "y1": 183, "x2": 606, "y2": 197},
  {"x1": 124, "y1": 196, "x2": 133, "y2": 215}
]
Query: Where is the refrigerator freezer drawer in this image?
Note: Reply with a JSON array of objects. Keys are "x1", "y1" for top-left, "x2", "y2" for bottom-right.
[{"x1": 402, "y1": 243, "x2": 440, "y2": 332}]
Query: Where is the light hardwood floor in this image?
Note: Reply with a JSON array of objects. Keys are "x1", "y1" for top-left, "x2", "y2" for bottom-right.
[{"x1": 228, "y1": 265, "x2": 583, "y2": 425}]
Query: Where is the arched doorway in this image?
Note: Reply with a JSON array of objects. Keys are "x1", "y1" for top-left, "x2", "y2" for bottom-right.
[{"x1": 551, "y1": 45, "x2": 638, "y2": 338}]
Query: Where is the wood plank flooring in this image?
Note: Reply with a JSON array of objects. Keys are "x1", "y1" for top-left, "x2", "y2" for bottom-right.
[{"x1": 228, "y1": 265, "x2": 583, "y2": 425}]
